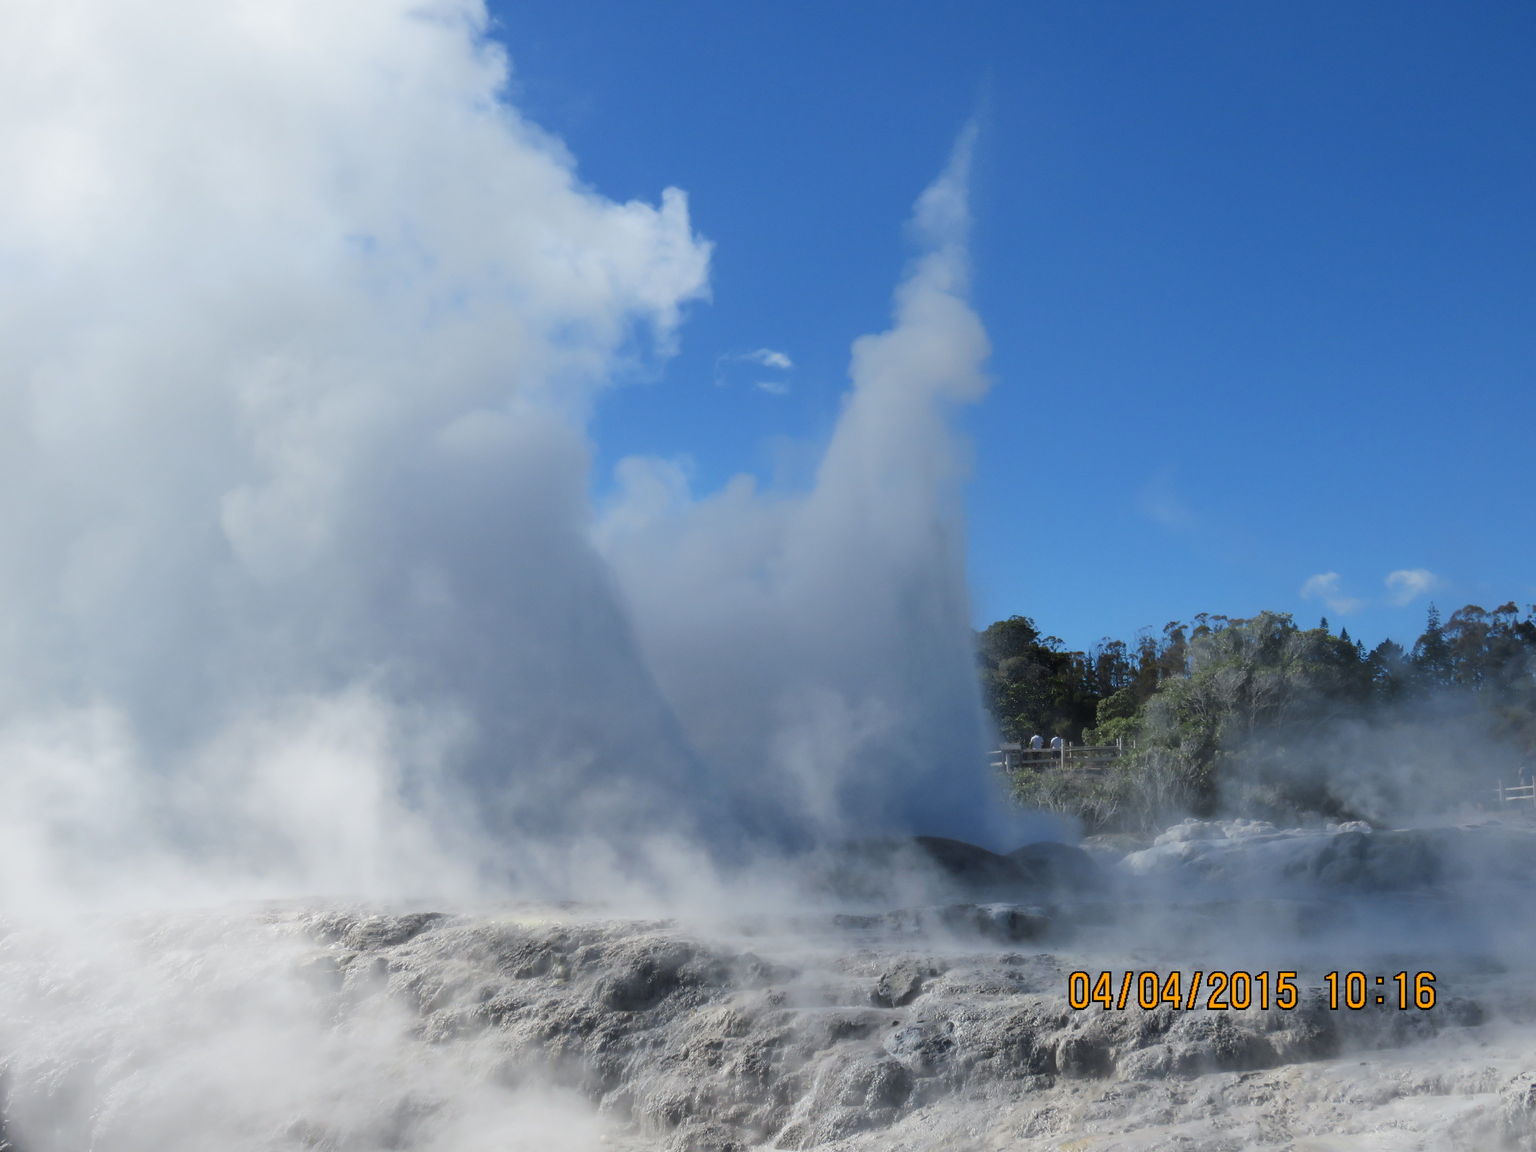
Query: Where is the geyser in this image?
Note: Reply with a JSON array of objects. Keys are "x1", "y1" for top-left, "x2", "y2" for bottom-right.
[
  {"x1": 0, "y1": 0, "x2": 1026, "y2": 913},
  {"x1": 8, "y1": 7, "x2": 1536, "y2": 1152}
]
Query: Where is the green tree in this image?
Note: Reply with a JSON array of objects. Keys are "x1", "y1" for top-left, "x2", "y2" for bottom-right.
[
  {"x1": 976, "y1": 616, "x2": 1100, "y2": 743},
  {"x1": 980, "y1": 597, "x2": 1536, "y2": 830},
  {"x1": 1127, "y1": 612, "x2": 1370, "y2": 815},
  {"x1": 1366, "y1": 638, "x2": 1410, "y2": 702},
  {"x1": 1411, "y1": 603, "x2": 1453, "y2": 687}
]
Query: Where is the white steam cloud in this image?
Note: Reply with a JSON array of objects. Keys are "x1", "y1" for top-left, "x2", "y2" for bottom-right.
[
  {"x1": 0, "y1": 1, "x2": 1018, "y2": 910},
  {"x1": 601, "y1": 126, "x2": 1011, "y2": 848}
]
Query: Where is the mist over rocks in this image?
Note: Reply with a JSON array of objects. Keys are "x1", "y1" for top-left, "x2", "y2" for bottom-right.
[
  {"x1": 1007, "y1": 840, "x2": 1112, "y2": 895},
  {"x1": 6, "y1": 816, "x2": 1536, "y2": 1149},
  {"x1": 0, "y1": 896, "x2": 1522, "y2": 1152},
  {"x1": 1120, "y1": 817, "x2": 1536, "y2": 899},
  {"x1": 798, "y1": 835, "x2": 1105, "y2": 914}
]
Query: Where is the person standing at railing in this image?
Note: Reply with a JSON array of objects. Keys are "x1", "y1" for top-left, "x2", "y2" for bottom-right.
[
  {"x1": 1029, "y1": 734, "x2": 1043, "y2": 750},
  {"x1": 1049, "y1": 735, "x2": 1064, "y2": 751}
]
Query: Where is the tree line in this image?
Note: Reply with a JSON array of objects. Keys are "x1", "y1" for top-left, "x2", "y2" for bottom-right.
[{"x1": 978, "y1": 603, "x2": 1536, "y2": 831}]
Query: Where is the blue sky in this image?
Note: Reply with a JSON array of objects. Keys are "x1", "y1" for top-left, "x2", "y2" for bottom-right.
[{"x1": 486, "y1": 0, "x2": 1536, "y2": 654}]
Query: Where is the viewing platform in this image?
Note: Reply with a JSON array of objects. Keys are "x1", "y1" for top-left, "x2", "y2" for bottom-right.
[
  {"x1": 1497, "y1": 777, "x2": 1536, "y2": 805},
  {"x1": 989, "y1": 739, "x2": 1129, "y2": 777}
]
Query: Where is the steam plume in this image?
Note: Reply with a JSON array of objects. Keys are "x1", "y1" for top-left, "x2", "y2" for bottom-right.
[{"x1": 0, "y1": 1, "x2": 1017, "y2": 909}]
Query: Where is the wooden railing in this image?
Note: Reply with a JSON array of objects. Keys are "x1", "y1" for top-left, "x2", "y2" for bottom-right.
[
  {"x1": 1496, "y1": 777, "x2": 1536, "y2": 805},
  {"x1": 989, "y1": 739, "x2": 1128, "y2": 775}
]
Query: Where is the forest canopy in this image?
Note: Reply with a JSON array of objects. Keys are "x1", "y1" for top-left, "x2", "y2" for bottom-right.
[{"x1": 979, "y1": 603, "x2": 1536, "y2": 832}]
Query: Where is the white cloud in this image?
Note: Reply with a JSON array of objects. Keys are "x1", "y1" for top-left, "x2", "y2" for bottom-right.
[
  {"x1": 746, "y1": 348, "x2": 793, "y2": 370},
  {"x1": 1300, "y1": 572, "x2": 1366, "y2": 616},
  {"x1": 1386, "y1": 568, "x2": 1441, "y2": 606},
  {"x1": 715, "y1": 347, "x2": 794, "y2": 391}
]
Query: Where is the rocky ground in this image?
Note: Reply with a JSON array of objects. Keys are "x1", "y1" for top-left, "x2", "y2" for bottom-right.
[{"x1": 6, "y1": 819, "x2": 1536, "y2": 1151}]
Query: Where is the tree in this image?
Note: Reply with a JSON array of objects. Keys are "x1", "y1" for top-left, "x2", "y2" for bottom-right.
[
  {"x1": 979, "y1": 597, "x2": 1536, "y2": 829},
  {"x1": 1126, "y1": 612, "x2": 1370, "y2": 815},
  {"x1": 1366, "y1": 639, "x2": 1410, "y2": 702},
  {"x1": 1411, "y1": 603, "x2": 1452, "y2": 687},
  {"x1": 976, "y1": 616, "x2": 1099, "y2": 743}
]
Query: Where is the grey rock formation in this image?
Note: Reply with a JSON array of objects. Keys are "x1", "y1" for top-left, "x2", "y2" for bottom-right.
[{"x1": 6, "y1": 820, "x2": 1536, "y2": 1151}]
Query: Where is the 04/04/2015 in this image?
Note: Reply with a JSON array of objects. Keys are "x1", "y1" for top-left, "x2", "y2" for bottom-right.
[{"x1": 1067, "y1": 970, "x2": 1437, "y2": 1012}]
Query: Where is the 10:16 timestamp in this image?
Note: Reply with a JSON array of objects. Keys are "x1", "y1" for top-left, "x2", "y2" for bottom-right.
[{"x1": 1325, "y1": 971, "x2": 1436, "y2": 1010}]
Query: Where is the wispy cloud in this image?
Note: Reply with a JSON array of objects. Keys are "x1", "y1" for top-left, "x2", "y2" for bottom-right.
[
  {"x1": 1300, "y1": 572, "x2": 1365, "y2": 616},
  {"x1": 1385, "y1": 568, "x2": 1440, "y2": 606},
  {"x1": 715, "y1": 348, "x2": 794, "y2": 394},
  {"x1": 746, "y1": 348, "x2": 792, "y2": 370},
  {"x1": 1136, "y1": 472, "x2": 1196, "y2": 533}
]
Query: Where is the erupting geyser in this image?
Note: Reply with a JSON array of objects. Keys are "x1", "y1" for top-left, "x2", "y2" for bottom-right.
[
  {"x1": 0, "y1": 4, "x2": 1047, "y2": 1142},
  {"x1": 9, "y1": 5, "x2": 1535, "y2": 1151},
  {"x1": 0, "y1": 0, "x2": 1020, "y2": 914}
]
